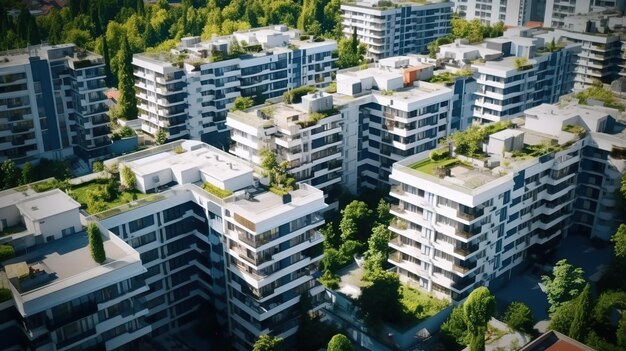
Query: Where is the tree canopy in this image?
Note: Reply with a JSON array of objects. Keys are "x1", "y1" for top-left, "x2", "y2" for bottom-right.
[
  {"x1": 327, "y1": 334, "x2": 353, "y2": 351},
  {"x1": 252, "y1": 335, "x2": 283, "y2": 351},
  {"x1": 542, "y1": 259, "x2": 586, "y2": 313}
]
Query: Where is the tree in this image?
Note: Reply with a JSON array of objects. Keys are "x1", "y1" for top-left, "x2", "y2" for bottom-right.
[
  {"x1": 375, "y1": 199, "x2": 392, "y2": 226},
  {"x1": 617, "y1": 313, "x2": 626, "y2": 349},
  {"x1": 155, "y1": 128, "x2": 168, "y2": 145},
  {"x1": 504, "y1": 301, "x2": 534, "y2": 334},
  {"x1": 569, "y1": 284, "x2": 592, "y2": 341},
  {"x1": 20, "y1": 162, "x2": 34, "y2": 185},
  {"x1": 610, "y1": 224, "x2": 626, "y2": 259},
  {"x1": 363, "y1": 224, "x2": 391, "y2": 277},
  {"x1": 464, "y1": 286, "x2": 496, "y2": 351},
  {"x1": 337, "y1": 28, "x2": 366, "y2": 69},
  {"x1": 87, "y1": 222, "x2": 106, "y2": 264},
  {"x1": 117, "y1": 36, "x2": 138, "y2": 120},
  {"x1": 441, "y1": 306, "x2": 471, "y2": 346},
  {"x1": 92, "y1": 161, "x2": 104, "y2": 173},
  {"x1": 252, "y1": 334, "x2": 283, "y2": 351},
  {"x1": 327, "y1": 334, "x2": 353, "y2": 351},
  {"x1": 542, "y1": 259, "x2": 586, "y2": 313},
  {"x1": 121, "y1": 166, "x2": 136, "y2": 189},
  {"x1": 230, "y1": 96, "x2": 254, "y2": 111},
  {"x1": 358, "y1": 271, "x2": 402, "y2": 324},
  {"x1": 549, "y1": 300, "x2": 575, "y2": 333},
  {"x1": 1, "y1": 160, "x2": 19, "y2": 189},
  {"x1": 621, "y1": 172, "x2": 626, "y2": 199},
  {"x1": 339, "y1": 200, "x2": 373, "y2": 243},
  {"x1": 0, "y1": 244, "x2": 15, "y2": 261}
]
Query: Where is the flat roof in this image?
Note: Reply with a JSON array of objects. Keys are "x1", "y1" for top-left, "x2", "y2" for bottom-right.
[
  {"x1": 16, "y1": 189, "x2": 81, "y2": 220},
  {"x1": 4, "y1": 229, "x2": 129, "y2": 294},
  {"x1": 227, "y1": 184, "x2": 325, "y2": 226},
  {"x1": 126, "y1": 140, "x2": 253, "y2": 185}
]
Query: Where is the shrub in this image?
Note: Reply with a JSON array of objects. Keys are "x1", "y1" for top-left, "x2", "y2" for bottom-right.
[
  {"x1": 87, "y1": 223, "x2": 106, "y2": 264},
  {"x1": 119, "y1": 126, "x2": 135, "y2": 137},
  {"x1": 283, "y1": 86, "x2": 317, "y2": 104},
  {"x1": 92, "y1": 161, "x2": 104, "y2": 173},
  {"x1": 121, "y1": 166, "x2": 136, "y2": 189},
  {"x1": 504, "y1": 301, "x2": 534, "y2": 333},
  {"x1": 203, "y1": 182, "x2": 233, "y2": 198},
  {"x1": 0, "y1": 244, "x2": 15, "y2": 261},
  {"x1": 429, "y1": 149, "x2": 450, "y2": 161},
  {"x1": 0, "y1": 288, "x2": 11, "y2": 302}
]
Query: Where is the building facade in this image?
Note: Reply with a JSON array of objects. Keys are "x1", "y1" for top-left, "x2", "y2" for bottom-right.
[
  {"x1": 0, "y1": 189, "x2": 149, "y2": 350},
  {"x1": 227, "y1": 92, "x2": 343, "y2": 209},
  {"x1": 98, "y1": 140, "x2": 328, "y2": 350},
  {"x1": 456, "y1": 0, "x2": 532, "y2": 26},
  {"x1": 543, "y1": 0, "x2": 625, "y2": 29},
  {"x1": 133, "y1": 26, "x2": 337, "y2": 147},
  {"x1": 341, "y1": 0, "x2": 453, "y2": 61},
  {"x1": 0, "y1": 44, "x2": 110, "y2": 164},
  {"x1": 387, "y1": 101, "x2": 625, "y2": 301}
]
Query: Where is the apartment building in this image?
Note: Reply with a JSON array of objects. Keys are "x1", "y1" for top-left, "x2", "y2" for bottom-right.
[
  {"x1": 536, "y1": 29, "x2": 623, "y2": 90},
  {"x1": 227, "y1": 92, "x2": 343, "y2": 209},
  {"x1": 0, "y1": 44, "x2": 110, "y2": 163},
  {"x1": 0, "y1": 189, "x2": 149, "y2": 350},
  {"x1": 133, "y1": 26, "x2": 337, "y2": 147},
  {"x1": 456, "y1": 0, "x2": 531, "y2": 26},
  {"x1": 341, "y1": 0, "x2": 453, "y2": 61},
  {"x1": 95, "y1": 140, "x2": 328, "y2": 350},
  {"x1": 438, "y1": 30, "x2": 579, "y2": 123},
  {"x1": 334, "y1": 56, "x2": 454, "y2": 190},
  {"x1": 387, "y1": 100, "x2": 624, "y2": 301},
  {"x1": 543, "y1": 0, "x2": 625, "y2": 29}
]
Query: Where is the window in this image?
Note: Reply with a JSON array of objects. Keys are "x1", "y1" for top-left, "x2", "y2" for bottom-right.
[{"x1": 129, "y1": 215, "x2": 155, "y2": 233}]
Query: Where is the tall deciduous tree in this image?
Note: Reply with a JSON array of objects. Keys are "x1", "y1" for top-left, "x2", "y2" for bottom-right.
[
  {"x1": 20, "y1": 162, "x2": 33, "y2": 185},
  {"x1": 542, "y1": 259, "x2": 586, "y2": 313},
  {"x1": 504, "y1": 301, "x2": 534, "y2": 334},
  {"x1": 464, "y1": 287, "x2": 496, "y2": 351},
  {"x1": 339, "y1": 200, "x2": 373, "y2": 243},
  {"x1": 252, "y1": 335, "x2": 283, "y2": 351},
  {"x1": 337, "y1": 28, "x2": 366, "y2": 69},
  {"x1": 358, "y1": 271, "x2": 402, "y2": 324},
  {"x1": 327, "y1": 334, "x2": 353, "y2": 351},
  {"x1": 1, "y1": 160, "x2": 19, "y2": 189},
  {"x1": 117, "y1": 36, "x2": 138, "y2": 120},
  {"x1": 611, "y1": 224, "x2": 626, "y2": 259},
  {"x1": 569, "y1": 284, "x2": 592, "y2": 341}
]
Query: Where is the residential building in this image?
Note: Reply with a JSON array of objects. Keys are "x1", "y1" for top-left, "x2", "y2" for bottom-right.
[
  {"x1": 543, "y1": 0, "x2": 625, "y2": 29},
  {"x1": 387, "y1": 100, "x2": 625, "y2": 301},
  {"x1": 334, "y1": 56, "x2": 454, "y2": 190},
  {"x1": 0, "y1": 189, "x2": 149, "y2": 350},
  {"x1": 97, "y1": 140, "x2": 328, "y2": 350},
  {"x1": 133, "y1": 26, "x2": 337, "y2": 147},
  {"x1": 341, "y1": 0, "x2": 453, "y2": 61},
  {"x1": 438, "y1": 30, "x2": 579, "y2": 122},
  {"x1": 0, "y1": 44, "x2": 110, "y2": 164},
  {"x1": 536, "y1": 28, "x2": 623, "y2": 90},
  {"x1": 227, "y1": 92, "x2": 343, "y2": 209},
  {"x1": 457, "y1": 0, "x2": 531, "y2": 27}
]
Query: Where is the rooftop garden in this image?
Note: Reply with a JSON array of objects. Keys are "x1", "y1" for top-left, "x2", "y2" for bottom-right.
[
  {"x1": 68, "y1": 178, "x2": 150, "y2": 214},
  {"x1": 261, "y1": 149, "x2": 296, "y2": 196},
  {"x1": 283, "y1": 85, "x2": 317, "y2": 104},
  {"x1": 514, "y1": 57, "x2": 533, "y2": 71},
  {"x1": 395, "y1": 285, "x2": 450, "y2": 329},
  {"x1": 562, "y1": 124, "x2": 586, "y2": 136},
  {"x1": 428, "y1": 69, "x2": 474, "y2": 85},
  {"x1": 410, "y1": 155, "x2": 459, "y2": 175},
  {"x1": 296, "y1": 108, "x2": 340, "y2": 128},
  {"x1": 576, "y1": 85, "x2": 626, "y2": 111},
  {"x1": 202, "y1": 182, "x2": 233, "y2": 198},
  {"x1": 450, "y1": 121, "x2": 511, "y2": 158},
  {"x1": 511, "y1": 142, "x2": 562, "y2": 159}
]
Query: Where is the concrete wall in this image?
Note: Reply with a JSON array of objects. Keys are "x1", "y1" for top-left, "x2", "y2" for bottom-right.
[{"x1": 109, "y1": 136, "x2": 138, "y2": 156}]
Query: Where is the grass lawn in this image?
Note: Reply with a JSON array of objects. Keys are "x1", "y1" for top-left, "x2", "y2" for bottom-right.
[
  {"x1": 394, "y1": 285, "x2": 449, "y2": 329},
  {"x1": 410, "y1": 158, "x2": 458, "y2": 175},
  {"x1": 68, "y1": 179, "x2": 151, "y2": 214}
]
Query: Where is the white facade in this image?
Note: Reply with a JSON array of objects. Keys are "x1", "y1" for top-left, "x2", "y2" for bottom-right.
[
  {"x1": 341, "y1": 0, "x2": 453, "y2": 61},
  {"x1": 388, "y1": 100, "x2": 625, "y2": 301},
  {"x1": 133, "y1": 26, "x2": 337, "y2": 147},
  {"x1": 227, "y1": 92, "x2": 343, "y2": 209},
  {"x1": 0, "y1": 189, "x2": 148, "y2": 350},
  {"x1": 335, "y1": 57, "x2": 454, "y2": 189},
  {"x1": 0, "y1": 44, "x2": 109, "y2": 164},
  {"x1": 537, "y1": 29, "x2": 623, "y2": 90},
  {"x1": 544, "y1": 0, "x2": 625, "y2": 28},
  {"x1": 457, "y1": 0, "x2": 531, "y2": 26},
  {"x1": 98, "y1": 140, "x2": 328, "y2": 350}
]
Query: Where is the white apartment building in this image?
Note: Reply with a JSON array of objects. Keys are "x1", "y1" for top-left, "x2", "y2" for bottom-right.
[
  {"x1": 536, "y1": 29, "x2": 623, "y2": 90},
  {"x1": 438, "y1": 30, "x2": 579, "y2": 122},
  {"x1": 544, "y1": 0, "x2": 625, "y2": 28},
  {"x1": 0, "y1": 189, "x2": 149, "y2": 350},
  {"x1": 456, "y1": 0, "x2": 531, "y2": 26},
  {"x1": 387, "y1": 100, "x2": 624, "y2": 301},
  {"x1": 94, "y1": 140, "x2": 328, "y2": 350},
  {"x1": 133, "y1": 26, "x2": 337, "y2": 148},
  {"x1": 0, "y1": 44, "x2": 110, "y2": 164},
  {"x1": 341, "y1": 0, "x2": 453, "y2": 61},
  {"x1": 334, "y1": 56, "x2": 454, "y2": 190},
  {"x1": 227, "y1": 92, "x2": 343, "y2": 209}
]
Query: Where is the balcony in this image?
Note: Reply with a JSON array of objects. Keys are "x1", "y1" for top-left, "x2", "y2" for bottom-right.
[
  {"x1": 455, "y1": 225, "x2": 480, "y2": 240},
  {"x1": 450, "y1": 276, "x2": 475, "y2": 291},
  {"x1": 453, "y1": 244, "x2": 479, "y2": 257},
  {"x1": 452, "y1": 260, "x2": 477, "y2": 274}
]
